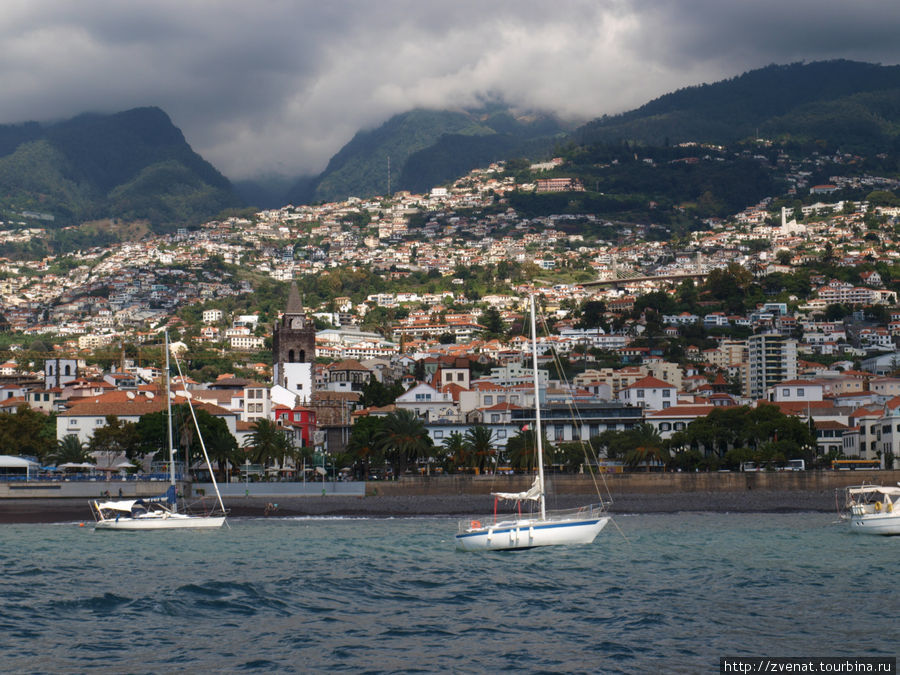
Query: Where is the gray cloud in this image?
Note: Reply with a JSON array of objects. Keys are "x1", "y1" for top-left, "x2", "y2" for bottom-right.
[{"x1": 1, "y1": 1, "x2": 898, "y2": 179}]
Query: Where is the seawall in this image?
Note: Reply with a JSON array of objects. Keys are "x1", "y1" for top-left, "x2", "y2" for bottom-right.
[{"x1": 366, "y1": 470, "x2": 900, "y2": 496}]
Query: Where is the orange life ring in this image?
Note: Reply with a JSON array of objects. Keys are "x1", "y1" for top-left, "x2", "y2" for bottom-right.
[{"x1": 471, "y1": 520, "x2": 482, "y2": 529}]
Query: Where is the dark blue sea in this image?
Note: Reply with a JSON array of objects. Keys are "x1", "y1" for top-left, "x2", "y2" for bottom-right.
[{"x1": 0, "y1": 513, "x2": 896, "y2": 673}]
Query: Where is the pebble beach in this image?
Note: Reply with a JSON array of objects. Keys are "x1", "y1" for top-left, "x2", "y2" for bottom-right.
[{"x1": 0, "y1": 489, "x2": 838, "y2": 524}]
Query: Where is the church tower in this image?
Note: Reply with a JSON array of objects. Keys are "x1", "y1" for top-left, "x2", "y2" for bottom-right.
[{"x1": 272, "y1": 282, "x2": 315, "y2": 403}]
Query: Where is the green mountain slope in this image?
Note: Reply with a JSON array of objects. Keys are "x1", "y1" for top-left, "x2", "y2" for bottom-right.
[
  {"x1": 574, "y1": 60, "x2": 900, "y2": 151},
  {"x1": 0, "y1": 107, "x2": 241, "y2": 229},
  {"x1": 290, "y1": 107, "x2": 567, "y2": 204}
]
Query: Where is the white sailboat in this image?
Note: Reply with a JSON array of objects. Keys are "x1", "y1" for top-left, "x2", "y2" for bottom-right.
[
  {"x1": 455, "y1": 294, "x2": 610, "y2": 551},
  {"x1": 838, "y1": 484, "x2": 900, "y2": 535},
  {"x1": 91, "y1": 332, "x2": 227, "y2": 530}
]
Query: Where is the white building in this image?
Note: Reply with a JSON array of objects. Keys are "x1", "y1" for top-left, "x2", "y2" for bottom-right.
[
  {"x1": 747, "y1": 333, "x2": 798, "y2": 400},
  {"x1": 616, "y1": 376, "x2": 677, "y2": 411}
]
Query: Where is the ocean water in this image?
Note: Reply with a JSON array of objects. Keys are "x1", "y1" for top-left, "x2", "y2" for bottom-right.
[{"x1": 0, "y1": 512, "x2": 896, "y2": 674}]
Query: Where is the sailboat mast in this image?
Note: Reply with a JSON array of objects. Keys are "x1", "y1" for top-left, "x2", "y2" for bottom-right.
[
  {"x1": 165, "y1": 330, "x2": 176, "y2": 509},
  {"x1": 529, "y1": 293, "x2": 547, "y2": 520}
]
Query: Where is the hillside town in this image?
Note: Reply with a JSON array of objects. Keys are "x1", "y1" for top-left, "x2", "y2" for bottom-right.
[{"x1": 3, "y1": 151, "x2": 900, "y2": 476}]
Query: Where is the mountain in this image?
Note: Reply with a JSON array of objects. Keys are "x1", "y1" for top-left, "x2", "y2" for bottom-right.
[
  {"x1": 287, "y1": 106, "x2": 568, "y2": 204},
  {"x1": 0, "y1": 107, "x2": 242, "y2": 230},
  {"x1": 574, "y1": 60, "x2": 900, "y2": 151}
]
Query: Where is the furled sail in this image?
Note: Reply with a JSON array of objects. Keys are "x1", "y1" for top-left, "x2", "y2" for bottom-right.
[{"x1": 492, "y1": 476, "x2": 542, "y2": 502}]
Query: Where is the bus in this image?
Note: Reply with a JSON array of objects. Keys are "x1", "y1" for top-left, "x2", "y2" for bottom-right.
[{"x1": 831, "y1": 459, "x2": 880, "y2": 471}]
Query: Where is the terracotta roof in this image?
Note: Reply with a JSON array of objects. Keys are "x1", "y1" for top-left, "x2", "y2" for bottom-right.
[
  {"x1": 326, "y1": 359, "x2": 370, "y2": 371},
  {"x1": 814, "y1": 420, "x2": 849, "y2": 430},
  {"x1": 623, "y1": 376, "x2": 675, "y2": 390},
  {"x1": 756, "y1": 400, "x2": 834, "y2": 414},
  {"x1": 480, "y1": 402, "x2": 523, "y2": 411},
  {"x1": 647, "y1": 405, "x2": 715, "y2": 417},
  {"x1": 60, "y1": 399, "x2": 233, "y2": 418}
]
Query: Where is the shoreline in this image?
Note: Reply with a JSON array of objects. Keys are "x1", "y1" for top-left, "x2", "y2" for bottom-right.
[{"x1": 0, "y1": 489, "x2": 838, "y2": 524}]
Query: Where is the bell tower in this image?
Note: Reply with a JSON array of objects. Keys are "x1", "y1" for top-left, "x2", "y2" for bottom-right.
[{"x1": 272, "y1": 282, "x2": 315, "y2": 402}]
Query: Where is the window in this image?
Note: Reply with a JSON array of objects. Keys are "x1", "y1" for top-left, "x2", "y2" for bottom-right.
[
  {"x1": 491, "y1": 414, "x2": 500, "y2": 423},
  {"x1": 662, "y1": 401, "x2": 671, "y2": 409},
  {"x1": 69, "y1": 418, "x2": 78, "y2": 426},
  {"x1": 783, "y1": 389, "x2": 790, "y2": 396},
  {"x1": 484, "y1": 395, "x2": 493, "y2": 405},
  {"x1": 637, "y1": 390, "x2": 644, "y2": 398},
  {"x1": 434, "y1": 430, "x2": 444, "y2": 439},
  {"x1": 797, "y1": 388, "x2": 804, "y2": 397},
  {"x1": 662, "y1": 389, "x2": 671, "y2": 397},
  {"x1": 660, "y1": 422, "x2": 671, "y2": 431},
  {"x1": 457, "y1": 373, "x2": 464, "y2": 381},
  {"x1": 497, "y1": 430, "x2": 507, "y2": 439}
]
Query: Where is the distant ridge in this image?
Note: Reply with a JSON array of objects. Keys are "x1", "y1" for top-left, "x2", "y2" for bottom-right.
[
  {"x1": 0, "y1": 106, "x2": 242, "y2": 230},
  {"x1": 287, "y1": 106, "x2": 568, "y2": 204},
  {"x1": 574, "y1": 60, "x2": 900, "y2": 150}
]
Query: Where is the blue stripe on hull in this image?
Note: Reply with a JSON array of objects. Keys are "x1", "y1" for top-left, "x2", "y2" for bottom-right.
[{"x1": 455, "y1": 518, "x2": 604, "y2": 540}]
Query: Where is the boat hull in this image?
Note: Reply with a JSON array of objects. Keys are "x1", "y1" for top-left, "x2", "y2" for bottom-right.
[
  {"x1": 848, "y1": 514, "x2": 900, "y2": 535},
  {"x1": 94, "y1": 515, "x2": 226, "y2": 531},
  {"x1": 455, "y1": 516, "x2": 609, "y2": 551}
]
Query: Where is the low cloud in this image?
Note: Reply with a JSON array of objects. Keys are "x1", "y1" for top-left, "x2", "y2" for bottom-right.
[{"x1": 0, "y1": 1, "x2": 897, "y2": 179}]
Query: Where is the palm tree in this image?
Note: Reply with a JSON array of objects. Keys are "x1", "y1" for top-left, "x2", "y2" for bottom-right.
[
  {"x1": 623, "y1": 424, "x2": 666, "y2": 471},
  {"x1": 505, "y1": 429, "x2": 541, "y2": 473},
  {"x1": 441, "y1": 431, "x2": 468, "y2": 473},
  {"x1": 464, "y1": 425, "x2": 496, "y2": 474},
  {"x1": 50, "y1": 434, "x2": 94, "y2": 466},
  {"x1": 244, "y1": 419, "x2": 292, "y2": 469},
  {"x1": 346, "y1": 416, "x2": 385, "y2": 480},
  {"x1": 377, "y1": 409, "x2": 434, "y2": 476}
]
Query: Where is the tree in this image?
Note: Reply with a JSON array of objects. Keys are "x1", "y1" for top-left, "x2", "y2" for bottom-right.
[
  {"x1": 480, "y1": 306, "x2": 505, "y2": 339},
  {"x1": 463, "y1": 425, "x2": 496, "y2": 474},
  {"x1": 702, "y1": 262, "x2": 754, "y2": 313},
  {"x1": 359, "y1": 379, "x2": 404, "y2": 409},
  {"x1": 88, "y1": 416, "x2": 141, "y2": 467},
  {"x1": 594, "y1": 424, "x2": 664, "y2": 470},
  {"x1": 135, "y1": 404, "x2": 237, "y2": 477},
  {"x1": 50, "y1": 435, "x2": 94, "y2": 466},
  {"x1": 243, "y1": 418, "x2": 292, "y2": 468},
  {"x1": 553, "y1": 440, "x2": 595, "y2": 472},
  {"x1": 504, "y1": 428, "x2": 547, "y2": 472},
  {"x1": 0, "y1": 406, "x2": 57, "y2": 463},
  {"x1": 441, "y1": 431, "x2": 468, "y2": 473},
  {"x1": 345, "y1": 415, "x2": 386, "y2": 479},
  {"x1": 377, "y1": 409, "x2": 434, "y2": 476},
  {"x1": 578, "y1": 301, "x2": 607, "y2": 329}
]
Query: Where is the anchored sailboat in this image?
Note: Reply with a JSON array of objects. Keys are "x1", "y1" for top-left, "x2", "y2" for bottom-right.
[
  {"x1": 91, "y1": 332, "x2": 227, "y2": 530},
  {"x1": 455, "y1": 294, "x2": 610, "y2": 551}
]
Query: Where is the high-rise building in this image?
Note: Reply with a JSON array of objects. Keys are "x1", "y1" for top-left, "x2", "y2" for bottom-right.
[{"x1": 746, "y1": 333, "x2": 798, "y2": 400}]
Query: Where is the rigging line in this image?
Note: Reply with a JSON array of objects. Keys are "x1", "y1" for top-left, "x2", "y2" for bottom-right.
[
  {"x1": 534, "y1": 295, "x2": 614, "y2": 506},
  {"x1": 170, "y1": 344, "x2": 230, "y2": 528}
]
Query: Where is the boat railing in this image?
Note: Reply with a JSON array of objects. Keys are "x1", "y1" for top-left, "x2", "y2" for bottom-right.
[{"x1": 457, "y1": 503, "x2": 608, "y2": 534}]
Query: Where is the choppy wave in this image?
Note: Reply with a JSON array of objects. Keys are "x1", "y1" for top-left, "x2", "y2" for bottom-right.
[{"x1": 0, "y1": 513, "x2": 896, "y2": 672}]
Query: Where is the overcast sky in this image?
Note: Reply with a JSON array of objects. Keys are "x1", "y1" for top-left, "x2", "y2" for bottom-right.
[{"x1": 1, "y1": 1, "x2": 898, "y2": 180}]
